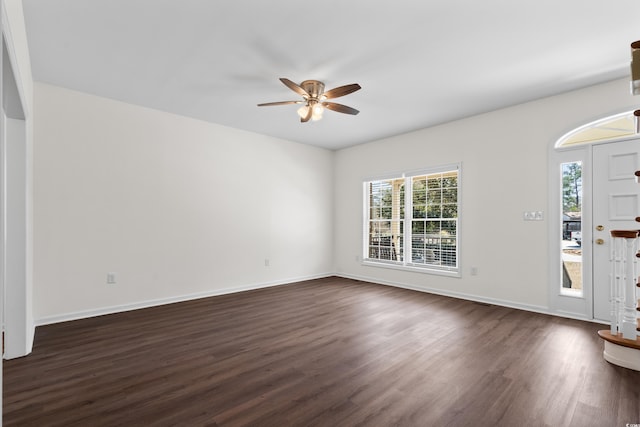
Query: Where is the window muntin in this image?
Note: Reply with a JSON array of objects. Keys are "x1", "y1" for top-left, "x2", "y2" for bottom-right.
[{"x1": 364, "y1": 166, "x2": 460, "y2": 275}]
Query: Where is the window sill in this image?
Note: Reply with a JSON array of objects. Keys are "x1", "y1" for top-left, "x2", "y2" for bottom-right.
[
  {"x1": 559, "y1": 288, "x2": 584, "y2": 298},
  {"x1": 362, "y1": 259, "x2": 461, "y2": 278}
]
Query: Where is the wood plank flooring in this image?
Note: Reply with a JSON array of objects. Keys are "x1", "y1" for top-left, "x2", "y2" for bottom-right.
[{"x1": 4, "y1": 276, "x2": 640, "y2": 426}]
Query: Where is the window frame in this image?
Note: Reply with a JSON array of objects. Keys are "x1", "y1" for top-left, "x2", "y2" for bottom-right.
[
  {"x1": 549, "y1": 142, "x2": 592, "y2": 319},
  {"x1": 362, "y1": 163, "x2": 461, "y2": 277},
  {"x1": 560, "y1": 160, "x2": 583, "y2": 298}
]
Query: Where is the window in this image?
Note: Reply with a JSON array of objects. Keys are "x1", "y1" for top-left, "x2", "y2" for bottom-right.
[
  {"x1": 556, "y1": 110, "x2": 636, "y2": 148},
  {"x1": 364, "y1": 164, "x2": 460, "y2": 276},
  {"x1": 560, "y1": 161, "x2": 583, "y2": 297}
]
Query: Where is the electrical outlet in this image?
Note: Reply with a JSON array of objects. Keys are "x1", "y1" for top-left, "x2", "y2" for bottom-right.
[
  {"x1": 523, "y1": 211, "x2": 544, "y2": 221},
  {"x1": 264, "y1": 259, "x2": 270, "y2": 267},
  {"x1": 107, "y1": 272, "x2": 116, "y2": 284}
]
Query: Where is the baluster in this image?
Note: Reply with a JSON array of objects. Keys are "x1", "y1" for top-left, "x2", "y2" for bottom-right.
[
  {"x1": 623, "y1": 236, "x2": 638, "y2": 338},
  {"x1": 610, "y1": 234, "x2": 620, "y2": 334},
  {"x1": 611, "y1": 230, "x2": 640, "y2": 339}
]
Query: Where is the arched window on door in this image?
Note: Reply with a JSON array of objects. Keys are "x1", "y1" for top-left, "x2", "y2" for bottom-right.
[{"x1": 556, "y1": 110, "x2": 636, "y2": 148}]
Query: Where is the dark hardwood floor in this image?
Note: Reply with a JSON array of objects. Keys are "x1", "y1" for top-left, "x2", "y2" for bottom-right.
[{"x1": 4, "y1": 276, "x2": 640, "y2": 426}]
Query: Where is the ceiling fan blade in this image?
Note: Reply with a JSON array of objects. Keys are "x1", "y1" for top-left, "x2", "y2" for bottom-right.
[
  {"x1": 280, "y1": 78, "x2": 309, "y2": 97},
  {"x1": 257, "y1": 101, "x2": 304, "y2": 107},
  {"x1": 322, "y1": 83, "x2": 361, "y2": 99},
  {"x1": 322, "y1": 102, "x2": 359, "y2": 115}
]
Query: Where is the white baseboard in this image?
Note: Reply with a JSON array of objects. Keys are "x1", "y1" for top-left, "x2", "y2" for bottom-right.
[
  {"x1": 35, "y1": 272, "x2": 333, "y2": 326},
  {"x1": 336, "y1": 271, "x2": 595, "y2": 322},
  {"x1": 36, "y1": 271, "x2": 606, "y2": 327}
]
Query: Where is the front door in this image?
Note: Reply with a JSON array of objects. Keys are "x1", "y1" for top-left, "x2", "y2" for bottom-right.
[{"x1": 592, "y1": 138, "x2": 640, "y2": 322}]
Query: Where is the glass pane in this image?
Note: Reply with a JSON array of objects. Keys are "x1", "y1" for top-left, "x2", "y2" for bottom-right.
[
  {"x1": 557, "y1": 111, "x2": 636, "y2": 147},
  {"x1": 442, "y1": 175, "x2": 457, "y2": 188},
  {"x1": 427, "y1": 204, "x2": 441, "y2": 218},
  {"x1": 561, "y1": 161, "x2": 582, "y2": 296},
  {"x1": 413, "y1": 178, "x2": 426, "y2": 192},
  {"x1": 413, "y1": 205, "x2": 426, "y2": 219},
  {"x1": 442, "y1": 204, "x2": 457, "y2": 219},
  {"x1": 425, "y1": 220, "x2": 439, "y2": 234},
  {"x1": 442, "y1": 188, "x2": 457, "y2": 202},
  {"x1": 369, "y1": 222, "x2": 380, "y2": 235},
  {"x1": 399, "y1": 184, "x2": 405, "y2": 219},
  {"x1": 427, "y1": 176, "x2": 442, "y2": 189},
  {"x1": 442, "y1": 220, "x2": 457, "y2": 236},
  {"x1": 427, "y1": 190, "x2": 441, "y2": 204}
]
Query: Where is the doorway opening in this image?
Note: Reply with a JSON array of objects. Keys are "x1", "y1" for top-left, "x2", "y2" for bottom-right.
[{"x1": 551, "y1": 110, "x2": 640, "y2": 321}]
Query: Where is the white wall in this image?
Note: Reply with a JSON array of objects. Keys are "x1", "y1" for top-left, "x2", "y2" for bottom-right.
[
  {"x1": 33, "y1": 83, "x2": 334, "y2": 323},
  {"x1": 334, "y1": 78, "x2": 638, "y2": 313},
  {"x1": 32, "y1": 76, "x2": 640, "y2": 323}
]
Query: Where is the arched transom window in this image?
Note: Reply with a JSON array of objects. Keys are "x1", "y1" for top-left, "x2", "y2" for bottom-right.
[{"x1": 556, "y1": 111, "x2": 637, "y2": 148}]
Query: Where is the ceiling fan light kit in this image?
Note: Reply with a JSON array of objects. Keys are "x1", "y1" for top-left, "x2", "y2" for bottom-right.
[
  {"x1": 297, "y1": 104, "x2": 324, "y2": 121},
  {"x1": 258, "y1": 78, "x2": 361, "y2": 123}
]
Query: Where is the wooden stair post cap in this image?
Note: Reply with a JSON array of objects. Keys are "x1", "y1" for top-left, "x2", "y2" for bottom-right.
[{"x1": 610, "y1": 229, "x2": 640, "y2": 238}]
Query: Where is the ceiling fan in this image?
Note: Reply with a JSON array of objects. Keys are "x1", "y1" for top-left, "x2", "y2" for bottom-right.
[{"x1": 258, "y1": 78, "x2": 361, "y2": 123}]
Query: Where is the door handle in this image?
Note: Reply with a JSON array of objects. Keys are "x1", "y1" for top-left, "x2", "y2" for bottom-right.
[
  {"x1": 596, "y1": 238, "x2": 605, "y2": 245},
  {"x1": 596, "y1": 225, "x2": 604, "y2": 231}
]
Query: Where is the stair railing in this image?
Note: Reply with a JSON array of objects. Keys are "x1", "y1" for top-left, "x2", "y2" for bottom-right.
[{"x1": 609, "y1": 229, "x2": 640, "y2": 339}]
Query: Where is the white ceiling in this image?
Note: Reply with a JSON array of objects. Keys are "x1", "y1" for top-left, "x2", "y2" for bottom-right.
[{"x1": 22, "y1": 0, "x2": 640, "y2": 150}]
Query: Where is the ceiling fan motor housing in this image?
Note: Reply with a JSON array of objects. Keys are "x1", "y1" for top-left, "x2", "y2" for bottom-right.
[{"x1": 300, "y1": 80, "x2": 325, "y2": 99}]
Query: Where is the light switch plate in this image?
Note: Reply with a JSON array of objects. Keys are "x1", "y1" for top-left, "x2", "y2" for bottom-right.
[{"x1": 523, "y1": 211, "x2": 544, "y2": 221}]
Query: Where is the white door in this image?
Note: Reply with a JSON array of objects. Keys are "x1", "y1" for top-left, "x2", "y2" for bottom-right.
[{"x1": 592, "y1": 138, "x2": 640, "y2": 321}]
